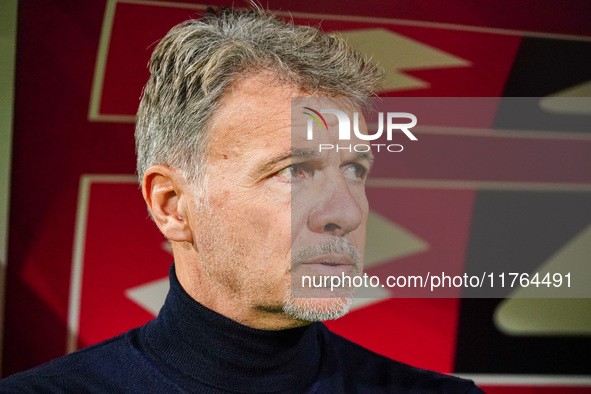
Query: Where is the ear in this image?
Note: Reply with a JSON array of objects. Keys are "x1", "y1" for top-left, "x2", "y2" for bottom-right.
[{"x1": 142, "y1": 165, "x2": 193, "y2": 243}]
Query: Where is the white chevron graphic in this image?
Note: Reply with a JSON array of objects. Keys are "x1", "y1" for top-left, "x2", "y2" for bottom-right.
[
  {"x1": 125, "y1": 276, "x2": 169, "y2": 316},
  {"x1": 341, "y1": 28, "x2": 470, "y2": 92},
  {"x1": 539, "y1": 80, "x2": 591, "y2": 115},
  {"x1": 494, "y1": 223, "x2": 591, "y2": 336}
]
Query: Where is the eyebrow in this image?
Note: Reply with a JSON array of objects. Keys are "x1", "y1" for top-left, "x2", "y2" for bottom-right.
[
  {"x1": 254, "y1": 148, "x2": 318, "y2": 177},
  {"x1": 354, "y1": 150, "x2": 375, "y2": 169},
  {"x1": 255, "y1": 147, "x2": 375, "y2": 178}
]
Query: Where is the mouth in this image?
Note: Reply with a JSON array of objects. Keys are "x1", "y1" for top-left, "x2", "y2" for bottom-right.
[
  {"x1": 301, "y1": 253, "x2": 354, "y2": 267},
  {"x1": 294, "y1": 254, "x2": 358, "y2": 276}
]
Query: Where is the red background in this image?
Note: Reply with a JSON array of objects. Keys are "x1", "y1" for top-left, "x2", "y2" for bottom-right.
[{"x1": 4, "y1": 0, "x2": 591, "y2": 392}]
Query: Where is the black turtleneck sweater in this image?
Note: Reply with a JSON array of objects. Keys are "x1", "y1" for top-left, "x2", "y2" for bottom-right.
[{"x1": 1, "y1": 265, "x2": 483, "y2": 393}]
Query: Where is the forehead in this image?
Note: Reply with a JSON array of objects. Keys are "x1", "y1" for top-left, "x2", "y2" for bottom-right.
[
  {"x1": 206, "y1": 76, "x2": 365, "y2": 156},
  {"x1": 206, "y1": 75, "x2": 295, "y2": 155}
]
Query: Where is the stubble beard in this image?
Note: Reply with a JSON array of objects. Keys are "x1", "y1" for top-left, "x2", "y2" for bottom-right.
[
  {"x1": 281, "y1": 237, "x2": 362, "y2": 322},
  {"x1": 282, "y1": 296, "x2": 353, "y2": 322}
]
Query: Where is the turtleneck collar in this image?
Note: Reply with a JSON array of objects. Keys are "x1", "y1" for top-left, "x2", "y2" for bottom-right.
[{"x1": 137, "y1": 264, "x2": 325, "y2": 393}]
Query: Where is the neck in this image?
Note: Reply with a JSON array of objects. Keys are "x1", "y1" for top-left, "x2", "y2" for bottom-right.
[
  {"x1": 174, "y1": 254, "x2": 306, "y2": 330},
  {"x1": 138, "y1": 264, "x2": 324, "y2": 392}
]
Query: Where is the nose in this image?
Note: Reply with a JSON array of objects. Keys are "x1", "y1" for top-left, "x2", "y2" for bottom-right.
[{"x1": 307, "y1": 175, "x2": 364, "y2": 237}]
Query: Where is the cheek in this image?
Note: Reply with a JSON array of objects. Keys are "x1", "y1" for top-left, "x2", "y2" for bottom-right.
[
  {"x1": 217, "y1": 191, "x2": 292, "y2": 251},
  {"x1": 290, "y1": 197, "x2": 318, "y2": 245},
  {"x1": 257, "y1": 203, "x2": 292, "y2": 255},
  {"x1": 351, "y1": 190, "x2": 369, "y2": 247}
]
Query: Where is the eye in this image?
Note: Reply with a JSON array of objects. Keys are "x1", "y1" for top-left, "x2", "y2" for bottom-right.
[
  {"x1": 275, "y1": 163, "x2": 312, "y2": 182},
  {"x1": 343, "y1": 163, "x2": 368, "y2": 180}
]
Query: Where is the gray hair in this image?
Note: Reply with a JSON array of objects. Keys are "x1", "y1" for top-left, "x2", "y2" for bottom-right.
[{"x1": 135, "y1": 7, "x2": 382, "y2": 190}]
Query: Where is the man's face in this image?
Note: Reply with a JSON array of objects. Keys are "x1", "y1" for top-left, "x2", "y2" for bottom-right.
[{"x1": 186, "y1": 74, "x2": 371, "y2": 328}]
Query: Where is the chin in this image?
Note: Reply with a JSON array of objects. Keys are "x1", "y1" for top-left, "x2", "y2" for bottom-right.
[{"x1": 282, "y1": 296, "x2": 353, "y2": 322}]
